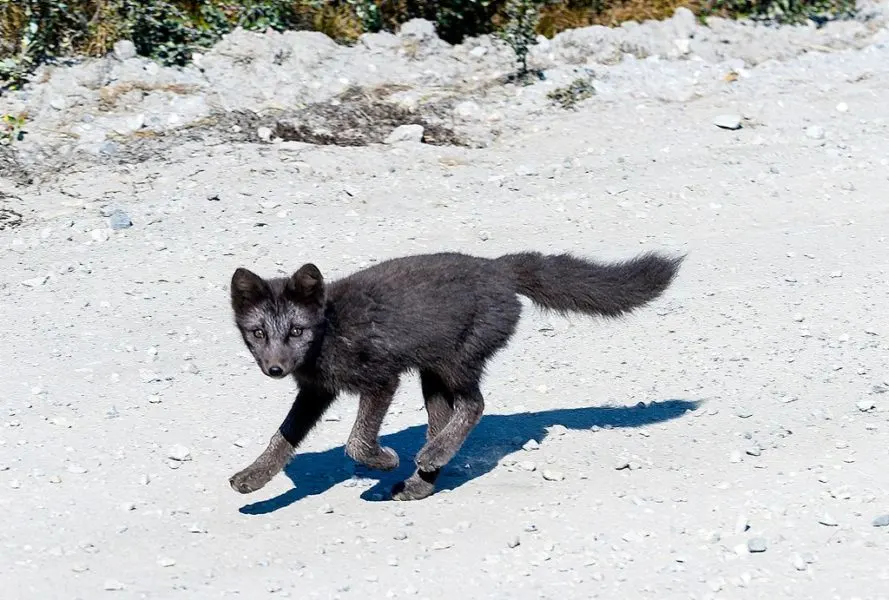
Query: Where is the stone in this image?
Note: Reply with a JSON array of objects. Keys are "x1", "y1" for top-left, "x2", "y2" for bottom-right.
[
  {"x1": 108, "y1": 209, "x2": 132, "y2": 230},
  {"x1": 818, "y1": 513, "x2": 838, "y2": 527},
  {"x1": 398, "y1": 19, "x2": 438, "y2": 42},
  {"x1": 805, "y1": 125, "x2": 825, "y2": 140},
  {"x1": 857, "y1": 400, "x2": 876, "y2": 412},
  {"x1": 542, "y1": 470, "x2": 565, "y2": 482},
  {"x1": 257, "y1": 126, "x2": 273, "y2": 143},
  {"x1": 113, "y1": 40, "x2": 137, "y2": 61},
  {"x1": 872, "y1": 514, "x2": 889, "y2": 527},
  {"x1": 384, "y1": 124, "x2": 424, "y2": 144},
  {"x1": 747, "y1": 537, "x2": 767, "y2": 553},
  {"x1": 713, "y1": 114, "x2": 742, "y2": 130},
  {"x1": 167, "y1": 445, "x2": 191, "y2": 462}
]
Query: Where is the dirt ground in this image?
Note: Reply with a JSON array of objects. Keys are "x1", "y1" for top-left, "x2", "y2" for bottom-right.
[{"x1": 1, "y1": 9, "x2": 889, "y2": 600}]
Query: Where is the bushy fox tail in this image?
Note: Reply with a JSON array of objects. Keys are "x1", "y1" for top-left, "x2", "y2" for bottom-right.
[{"x1": 494, "y1": 250, "x2": 683, "y2": 318}]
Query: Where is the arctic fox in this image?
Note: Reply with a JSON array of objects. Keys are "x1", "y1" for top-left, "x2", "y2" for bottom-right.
[{"x1": 228, "y1": 249, "x2": 683, "y2": 501}]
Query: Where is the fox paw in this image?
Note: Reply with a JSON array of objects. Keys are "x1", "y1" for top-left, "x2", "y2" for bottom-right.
[
  {"x1": 347, "y1": 444, "x2": 400, "y2": 472},
  {"x1": 229, "y1": 467, "x2": 272, "y2": 494},
  {"x1": 391, "y1": 469, "x2": 439, "y2": 501},
  {"x1": 371, "y1": 446, "x2": 399, "y2": 471}
]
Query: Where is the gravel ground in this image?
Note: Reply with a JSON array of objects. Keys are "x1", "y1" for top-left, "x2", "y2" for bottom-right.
[{"x1": 2, "y1": 5, "x2": 889, "y2": 600}]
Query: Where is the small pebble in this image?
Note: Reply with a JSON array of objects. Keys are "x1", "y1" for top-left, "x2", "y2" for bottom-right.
[
  {"x1": 747, "y1": 537, "x2": 767, "y2": 553},
  {"x1": 384, "y1": 124, "x2": 424, "y2": 144},
  {"x1": 542, "y1": 470, "x2": 565, "y2": 482},
  {"x1": 108, "y1": 210, "x2": 132, "y2": 230},
  {"x1": 872, "y1": 514, "x2": 889, "y2": 527},
  {"x1": 257, "y1": 126, "x2": 273, "y2": 142},
  {"x1": 857, "y1": 400, "x2": 876, "y2": 412},
  {"x1": 818, "y1": 514, "x2": 838, "y2": 527},
  {"x1": 713, "y1": 114, "x2": 742, "y2": 130},
  {"x1": 805, "y1": 125, "x2": 825, "y2": 140},
  {"x1": 167, "y1": 445, "x2": 191, "y2": 462},
  {"x1": 90, "y1": 229, "x2": 110, "y2": 243}
]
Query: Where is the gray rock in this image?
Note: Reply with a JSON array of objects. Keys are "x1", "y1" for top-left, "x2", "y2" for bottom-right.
[
  {"x1": 818, "y1": 513, "x2": 838, "y2": 527},
  {"x1": 113, "y1": 40, "x2": 137, "y2": 61},
  {"x1": 671, "y1": 7, "x2": 698, "y2": 39},
  {"x1": 98, "y1": 141, "x2": 119, "y2": 156},
  {"x1": 398, "y1": 19, "x2": 438, "y2": 41},
  {"x1": 806, "y1": 125, "x2": 826, "y2": 140},
  {"x1": 522, "y1": 439, "x2": 540, "y2": 451},
  {"x1": 455, "y1": 101, "x2": 483, "y2": 120},
  {"x1": 747, "y1": 537, "x2": 767, "y2": 553},
  {"x1": 714, "y1": 114, "x2": 743, "y2": 130},
  {"x1": 873, "y1": 514, "x2": 889, "y2": 527},
  {"x1": 167, "y1": 444, "x2": 191, "y2": 462},
  {"x1": 108, "y1": 210, "x2": 132, "y2": 230},
  {"x1": 857, "y1": 400, "x2": 876, "y2": 412},
  {"x1": 384, "y1": 124, "x2": 424, "y2": 144},
  {"x1": 257, "y1": 126, "x2": 273, "y2": 143},
  {"x1": 542, "y1": 470, "x2": 565, "y2": 482}
]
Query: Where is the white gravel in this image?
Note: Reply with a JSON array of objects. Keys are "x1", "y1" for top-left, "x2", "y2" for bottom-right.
[{"x1": 2, "y1": 4, "x2": 889, "y2": 599}]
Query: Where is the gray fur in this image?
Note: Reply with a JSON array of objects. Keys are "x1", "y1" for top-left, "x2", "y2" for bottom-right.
[{"x1": 228, "y1": 250, "x2": 683, "y2": 501}]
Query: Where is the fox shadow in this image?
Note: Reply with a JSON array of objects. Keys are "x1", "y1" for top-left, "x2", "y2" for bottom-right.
[{"x1": 238, "y1": 398, "x2": 701, "y2": 515}]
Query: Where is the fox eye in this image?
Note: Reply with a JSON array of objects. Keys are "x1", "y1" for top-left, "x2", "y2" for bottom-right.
[
  {"x1": 290, "y1": 326, "x2": 303, "y2": 337},
  {"x1": 252, "y1": 329, "x2": 265, "y2": 339}
]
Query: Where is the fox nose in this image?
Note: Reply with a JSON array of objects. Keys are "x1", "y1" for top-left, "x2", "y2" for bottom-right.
[{"x1": 268, "y1": 365, "x2": 284, "y2": 377}]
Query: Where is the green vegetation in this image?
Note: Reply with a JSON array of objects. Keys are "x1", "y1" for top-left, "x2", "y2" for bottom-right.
[
  {"x1": 1, "y1": 112, "x2": 26, "y2": 144},
  {"x1": 0, "y1": 0, "x2": 859, "y2": 89},
  {"x1": 547, "y1": 75, "x2": 596, "y2": 109}
]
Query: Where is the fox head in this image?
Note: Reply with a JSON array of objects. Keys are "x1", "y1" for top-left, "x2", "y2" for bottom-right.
[{"x1": 230, "y1": 263, "x2": 327, "y2": 379}]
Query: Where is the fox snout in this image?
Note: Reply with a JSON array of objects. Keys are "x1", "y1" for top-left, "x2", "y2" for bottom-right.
[{"x1": 256, "y1": 354, "x2": 292, "y2": 379}]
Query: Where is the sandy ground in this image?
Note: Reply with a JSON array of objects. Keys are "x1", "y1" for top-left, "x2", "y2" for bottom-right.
[{"x1": 2, "y1": 9, "x2": 889, "y2": 600}]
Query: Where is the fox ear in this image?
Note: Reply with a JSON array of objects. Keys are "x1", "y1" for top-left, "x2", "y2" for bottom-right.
[
  {"x1": 231, "y1": 268, "x2": 269, "y2": 314},
  {"x1": 286, "y1": 263, "x2": 325, "y2": 307}
]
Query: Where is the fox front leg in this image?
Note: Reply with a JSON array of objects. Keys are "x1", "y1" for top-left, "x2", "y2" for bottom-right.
[
  {"x1": 344, "y1": 379, "x2": 400, "y2": 472},
  {"x1": 230, "y1": 385, "x2": 336, "y2": 494}
]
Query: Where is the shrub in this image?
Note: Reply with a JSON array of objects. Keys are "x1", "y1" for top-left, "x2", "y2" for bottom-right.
[
  {"x1": 0, "y1": 0, "x2": 861, "y2": 89},
  {"x1": 498, "y1": 0, "x2": 541, "y2": 79}
]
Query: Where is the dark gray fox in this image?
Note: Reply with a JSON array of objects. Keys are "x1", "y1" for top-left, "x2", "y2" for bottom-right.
[{"x1": 228, "y1": 249, "x2": 683, "y2": 501}]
